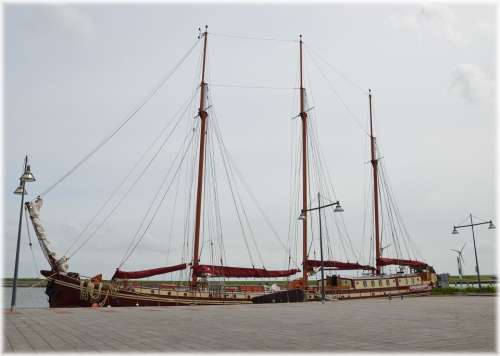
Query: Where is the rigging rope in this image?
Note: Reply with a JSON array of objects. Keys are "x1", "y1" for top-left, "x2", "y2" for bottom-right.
[
  {"x1": 119, "y1": 128, "x2": 197, "y2": 267},
  {"x1": 67, "y1": 90, "x2": 197, "y2": 259},
  {"x1": 64, "y1": 89, "x2": 198, "y2": 258},
  {"x1": 303, "y1": 43, "x2": 368, "y2": 95},
  {"x1": 226, "y1": 139, "x2": 302, "y2": 270},
  {"x1": 38, "y1": 37, "x2": 201, "y2": 197},
  {"x1": 165, "y1": 158, "x2": 183, "y2": 267},
  {"x1": 210, "y1": 105, "x2": 257, "y2": 268},
  {"x1": 208, "y1": 83, "x2": 297, "y2": 90},
  {"x1": 305, "y1": 50, "x2": 369, "y2": 137},
  {"x1": 305, "y1": 87, "x2": 361, "y2": 262},
  {"x1": 208, "y1": 79, "x2": 294, "y2": 269},
  {"x1": 210, "y1": 32, "x2": 297, "y2": 43},
  {"x1": 204, "y1": 117, "x2": 226, "y2": 268}
]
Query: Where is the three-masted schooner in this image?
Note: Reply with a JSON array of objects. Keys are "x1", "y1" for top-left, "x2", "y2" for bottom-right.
[{"x1": 24, "y1": 28, "x2": 436, "y2": 308}]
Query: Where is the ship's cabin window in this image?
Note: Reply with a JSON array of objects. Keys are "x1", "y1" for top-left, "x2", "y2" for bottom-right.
[
  {"x1": 168, "y1": 292, "x2": 171, "y2": 296},
  {"x1": 183, "y1": 293, "x2": 187, "y2": 297},
  {"x1": 247, "y1": 295, "x2": 251, "y2": 299},
  {"x1": 386, "y1": 279, "x2": 390, "y2": 286},
  {"x1": 370, "y1": 281, "x2": 375, "y2": 287},
  {"x1": 411, "y1": 277, "x2": 415, "y2": 284},
  {"x1": 233, "y1": 294, "x2": 237, "y2": 298},
  {"x1": 378, "y1": 280, "x2": 383, "y2": 287},
  {"x1": 363, "y1": 281, "x2": 367, "y2": 287},
  {"x1": 151, "y1": 290, "x2": 155, "y2": 294}
]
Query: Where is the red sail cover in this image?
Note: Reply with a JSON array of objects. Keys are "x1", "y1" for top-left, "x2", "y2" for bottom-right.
[
  {"x1": 194, "y1": 264, "x2": 300, "y2": 278},
  {"x1": 307, "y1": 259, "x2": 375, "y2": 271},
  {"x1": 112, "y1": 263, "x2": 187, "y2": 280},
  {"x1": 377, "y1": 257, "x2": 428, "y2": 269}
]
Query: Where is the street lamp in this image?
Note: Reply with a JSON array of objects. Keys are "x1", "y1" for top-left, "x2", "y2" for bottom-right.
[
  {"x1": 451, "y1": 213, "x2": 495, "y2": 289},
  {"x1": 299, "y1": 193, "x2": 343, "y2": 304},
  {"x1": 11, "y1": 155, "x2": 36, "y2": 312}
]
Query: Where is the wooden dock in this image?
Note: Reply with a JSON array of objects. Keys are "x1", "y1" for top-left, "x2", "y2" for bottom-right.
[{"x1": 3, "y1": 295, "x2": 496, "y2": 352}]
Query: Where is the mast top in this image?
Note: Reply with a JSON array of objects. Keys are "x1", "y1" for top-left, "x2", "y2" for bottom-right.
[{"x1": 198, "y1": 25, "x2": 208, "y2": 39}]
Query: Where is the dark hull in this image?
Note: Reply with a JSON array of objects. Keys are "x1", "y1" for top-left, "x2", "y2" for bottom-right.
[
  {"x1": 252, "y1": 289, "x2": 306, "y2": 303},
  {"x1": 42, "y1": 270, "x2": 259, "y2": 307},
  {"x1": 41, "y1": 270, "x2": 299, "y2": 307}
]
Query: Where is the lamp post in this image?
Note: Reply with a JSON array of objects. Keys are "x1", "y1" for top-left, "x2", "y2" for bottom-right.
[
  {"x1": 451, "y1": 214, "x2": 495, "y2": 289},
  {"x1": 11, "y1": 155, "x2": 36, "y2": 312},
  {"x1": 299, "y1": 193, "x2": 343, "y2": 303}
]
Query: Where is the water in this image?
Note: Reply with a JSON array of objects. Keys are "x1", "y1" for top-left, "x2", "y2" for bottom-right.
[{"x1": 3, "y1": 287, "x2": 49, "y2": 308}]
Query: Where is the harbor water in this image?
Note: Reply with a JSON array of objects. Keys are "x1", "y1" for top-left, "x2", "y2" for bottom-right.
[{"x1": 3, "y1": 287, "x2": 48, "y2": 308}]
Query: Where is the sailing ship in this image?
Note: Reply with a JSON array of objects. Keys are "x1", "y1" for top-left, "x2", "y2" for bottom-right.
[{"x1": 24, "y1": 28, "x2": 436, "y2": 308}]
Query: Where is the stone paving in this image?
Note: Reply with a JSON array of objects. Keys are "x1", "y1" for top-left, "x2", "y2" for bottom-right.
[{"x1": 2, "y1": 295, "x2": 496, "y2": 352}]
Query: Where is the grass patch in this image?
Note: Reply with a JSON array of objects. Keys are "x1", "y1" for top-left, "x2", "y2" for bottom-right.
[
  {"x1": 432, "y1": 286, "x2": 496, "y2": 295},
  {"x1": 448, "y1": 275, "x2": 496, "y2": 283}
]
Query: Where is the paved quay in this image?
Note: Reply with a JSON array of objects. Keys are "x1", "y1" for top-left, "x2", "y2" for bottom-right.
[{"x1": 3, "y1": 295, "x2": 496, "y2": 352}]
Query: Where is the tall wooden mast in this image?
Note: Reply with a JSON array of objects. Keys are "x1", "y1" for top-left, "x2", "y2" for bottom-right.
[
  {"x1": 192, "y1": 26, "x2": 209, "y2": 287},
  {"x1": 299, "y1": 35, "x2": 309, "y2": 287},
  {"x1": 368, "y1": 89, "x2": 381, "y2": 275}
]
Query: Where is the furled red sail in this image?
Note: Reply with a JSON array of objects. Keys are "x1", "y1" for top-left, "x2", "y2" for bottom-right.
[
  {"x1": 112, "y1": 263, "x2": 187, "y2": 280},
  {"x1": 377, "y1": 257, "x2": 428, "y2": 269},
  {"x1": 307, "y1": 259, "x2": 375, "y2": 271},
  {"x1": 193, "y1": 264, "x2": 300, "y2": 278}
]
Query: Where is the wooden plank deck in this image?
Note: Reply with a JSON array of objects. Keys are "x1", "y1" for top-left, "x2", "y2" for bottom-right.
[{"x1": 3, "y1": 295, "x2": 496, "y2": 352}]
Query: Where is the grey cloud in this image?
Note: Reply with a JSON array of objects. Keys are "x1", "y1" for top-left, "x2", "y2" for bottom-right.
[
  {"x1": 389, "y1": 3, "x2": 464, "y2": 45},
  {"x1": 43, "y1": 5, "x2": 95, "y2": 38},
  {"x1": 449, "y1": 64, "x2": 494, "y2": 105}
]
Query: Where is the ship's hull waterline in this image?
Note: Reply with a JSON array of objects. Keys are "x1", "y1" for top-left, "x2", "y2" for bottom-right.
[{"x1": 41, "y1": 270, "x2": 433, "y2": 308}]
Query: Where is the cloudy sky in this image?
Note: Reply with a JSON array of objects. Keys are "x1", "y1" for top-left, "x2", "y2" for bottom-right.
[{"x1": 3, "y1": 2, "x2": 496, "y2": 280}]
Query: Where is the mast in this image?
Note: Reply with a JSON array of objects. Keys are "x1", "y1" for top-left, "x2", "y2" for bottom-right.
[
  {"x1": 299, "y1": 35, "x2": 309, "y2": 287},
  {"x1": 368, "y1": 89, "x2": 381, "y2": 275},
  {"x1": 192, "y1": 26, "x2": 208, "y2": 287}
]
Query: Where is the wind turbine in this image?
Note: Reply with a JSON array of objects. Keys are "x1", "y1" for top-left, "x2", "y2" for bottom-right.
[
  {"x1": 450, "y1": 243, "x2": 466, "y2": 280},
  {"x1": 381, "y1": 243, "x2": 391, "y2": 255}
]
